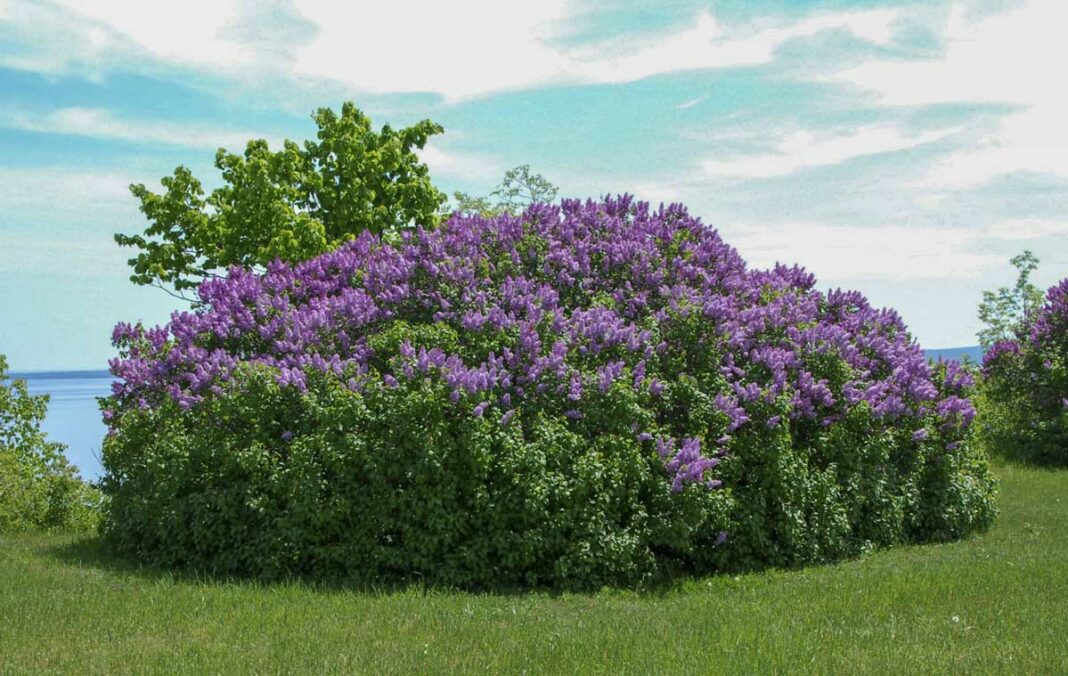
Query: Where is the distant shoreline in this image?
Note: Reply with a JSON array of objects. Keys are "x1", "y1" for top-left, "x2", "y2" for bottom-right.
[{"x1": 923, "y1": 345, "x2": 985, "y2": 362}]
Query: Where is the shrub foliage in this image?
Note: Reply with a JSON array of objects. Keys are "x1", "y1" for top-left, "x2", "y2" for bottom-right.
[
  {"x1": 980, "y1": 278, "x2": 1068, "y2": 465},
  {"x1": 102, "y1": 197, "x2": 996, "y2": 587},
  {"x1": 0, "y1": 356, "x2": 101, "y2": 533}
]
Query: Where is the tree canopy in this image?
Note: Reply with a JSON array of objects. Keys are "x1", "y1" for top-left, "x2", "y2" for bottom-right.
[
  {"x1": 451, "y1": 164, "x2": 558, "y2": 217},
  {"x1": 977, "y1": 250, "x2": 1045, "y2": 347},
  {"x1": 116, "y1": 102, "x2": 446, "y2": 300}
]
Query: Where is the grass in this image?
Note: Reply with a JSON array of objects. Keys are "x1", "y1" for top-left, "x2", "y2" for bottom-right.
[{"x1": 2, "y1": 462, "x2": 1066, "y2": 674}]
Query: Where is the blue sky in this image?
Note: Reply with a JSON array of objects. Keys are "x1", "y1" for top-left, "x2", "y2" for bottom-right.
[{"x1": 1, "y1": 0, "x2": 1067, "y2": 370}]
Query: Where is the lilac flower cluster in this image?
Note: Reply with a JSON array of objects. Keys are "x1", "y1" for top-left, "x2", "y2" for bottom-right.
[
  {"x1": 108, "y1": 196, "x2": 971, "y2": 490},
  {"x1": 982, "y1": 340, "x2": 1021, "y2": 372},
  {"x1": 1031, "y1": 278, "x2": 1068, "y2": 347}
]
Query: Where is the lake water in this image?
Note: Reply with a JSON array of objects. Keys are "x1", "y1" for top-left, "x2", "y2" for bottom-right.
[{"x1": 14, "y1": 371, "x2": 113, "y2": 481}]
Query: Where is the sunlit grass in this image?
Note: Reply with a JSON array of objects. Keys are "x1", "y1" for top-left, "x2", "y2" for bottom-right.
[{"x1": 2, "y1": 462, "x2": 1066, "y2": 674}]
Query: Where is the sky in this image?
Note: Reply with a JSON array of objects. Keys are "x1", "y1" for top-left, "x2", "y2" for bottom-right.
[{"x1": 2, "y1": 0, "x2": 1067, "y2": 371}]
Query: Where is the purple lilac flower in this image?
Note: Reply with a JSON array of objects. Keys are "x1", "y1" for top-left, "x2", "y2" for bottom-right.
[
  {"x1": 983, "y1": 340, "x2": 1020, "y2": 373},
  {"x1": 105, "y1": 195, "x2": 976, "y2": 496}
]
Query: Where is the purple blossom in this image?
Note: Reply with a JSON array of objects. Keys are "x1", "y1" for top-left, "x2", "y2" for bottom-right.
[
  {"x1": 983, "y1": 340, "x2": 1020, "y2": 373},
  {"x1": 659, "y1": 437, "x2": 722, "y2": 492},
  {"x1": 104, "y1": 195, "x2": 977, "y2": 495}
]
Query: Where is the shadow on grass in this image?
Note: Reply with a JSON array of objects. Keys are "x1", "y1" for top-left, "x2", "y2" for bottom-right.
[
  {"x1": 42, "y1": 530, "x2": 989, "y2": 601},
  {"x1": 990, "y1": 451, "x2": 1068, "y2": 470},
  {"x1": 43, "y1": 535, "x2": 711, "y2": 598},
  {"x1": 981, "y1": 429, "x2": 1068, "y2": 469}
]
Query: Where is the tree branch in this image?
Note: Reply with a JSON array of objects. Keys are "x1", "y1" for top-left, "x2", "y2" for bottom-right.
[{"x1": 150, "y1": 281, "x2": 197, "y2": 304}]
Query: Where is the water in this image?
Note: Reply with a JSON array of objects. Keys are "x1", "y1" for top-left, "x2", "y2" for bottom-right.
[
  {"x1": 12, "y1": 370, "x2": 113, "y2": 481},
  {"x1": 925, "y1": 345, "x2": 985, "y2": 363}
]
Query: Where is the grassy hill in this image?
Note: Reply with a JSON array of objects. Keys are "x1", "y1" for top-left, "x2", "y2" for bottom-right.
[{"x1": 2, "y1": 462, "x2": 1065, "y2": 674}]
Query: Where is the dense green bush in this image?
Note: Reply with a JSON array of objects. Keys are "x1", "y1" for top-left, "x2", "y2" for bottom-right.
[
  {"x1": 102, "y1": 198, "x2": 996, "y2": 588},
  {"x1": 103, "y1": 365, "x2": 724, "y2": 586},
  {"x1": 979, "y1": 278, "x2": 1068, "y2": 466},
  {"x1": 103, "y1": 361, "x2": 994, "y2": 588},
  {"x1": 0, "y1": 356, "x2": 101, "y2": 533}
]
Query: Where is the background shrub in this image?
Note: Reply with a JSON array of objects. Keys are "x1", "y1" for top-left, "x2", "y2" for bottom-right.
[
  {"x1": 979, "y1": 278, "x2": 1068, "y2": 465},
  {"x1": 0, "y1": 355, "x2": 101, "y2": 533},
  {"x1": 102, "y1": 197, "x2": 996, "y2": 588}
]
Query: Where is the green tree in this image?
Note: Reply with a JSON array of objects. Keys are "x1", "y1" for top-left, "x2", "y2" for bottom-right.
[
  {"x1": 116, "y1": 102, "x2": 446, "y2": 300},
  {"x1": 0, "y1": 355, "x2": 100, "y2": 532},
  {"x1": 977, "y1": 250, "x2": 1045, "y2": 346},
  {"x1": 451, "y1": 164, "x2": 558, "y2": 217}
]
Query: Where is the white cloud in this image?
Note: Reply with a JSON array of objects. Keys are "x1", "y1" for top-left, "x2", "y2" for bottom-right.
[
  {"x1": 984, "y1": 218, "x2": 1068, "y2": 241},
  {"x1": 295, "y1": 5, "x2": 898, "y2": 100},
  {"x1": 1, "y1": 1, "x2": 900, "y2": 101},
  {"x1": 419, "y1": 143, "x2": 502, "y2": 182},
  {"x1": 833, "y1": 0, "x2": 1068, "y2": 187},
  {"x1": 291, "y1": 0, "x2": 571, "y2": 101},
  {"x1": 0, "y1": 166, "x2": 146, "y2": 276},
  {"x1": 2, "y1": 106, "x2": 499, "y2": 182},
  {"x1": 0, "y1": 166, "x2": 135, "y2": 213},
  {"x1": 628, "y1": 182, "x2": 683, "y2": 205},
  {"x1": 49, "y1": 0, "x2": 251, "y2": 67},
  {"x1": 571, "y1": 9, "x2": 897, "y2": 88},
  {"x1": 722, "y1": 222, "x2": 999, "y2": 280},
  {"x1": 701, "y1": 124, "x2": 956, "y2": 178},
  {"x1": 676, "y1": 96, "x2": 707, "y2": 110},
  {"x1": 0, "y1": 230, "x2": 122, "y2": 277},
  {"x1": 0, "y1": 0, "x2": 110, "y2": 74},
  {"x1": 1, "y1": 106, "x2": 275, "y2": 150}
]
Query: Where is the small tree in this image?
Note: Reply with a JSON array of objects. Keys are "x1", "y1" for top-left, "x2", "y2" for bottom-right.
[
  {"x1": 451, "y1": 164, "x2": 558, "y2": 217},
  {"x1": 116, "y1": 102, "x2": 446, "y2": 301},
  {"x1": 977, "y1": 250, "x2": 1044, "y2": 347},
  {"x1": 0, "y1": 355, "x2": 100, "y2": 532}
]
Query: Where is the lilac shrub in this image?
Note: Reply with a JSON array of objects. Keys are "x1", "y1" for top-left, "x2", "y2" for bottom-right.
[
  {"x1": 101, "y1": 196, "x2": 996, "y2": 587},
  {"x1": 981, "y1": 278, "x2": 1068, "y2": 465}
]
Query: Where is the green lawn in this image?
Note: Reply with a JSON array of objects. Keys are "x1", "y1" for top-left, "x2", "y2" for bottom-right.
[{"x1": 2, "y1": 463, "x2": 1066, "y2": 674}]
